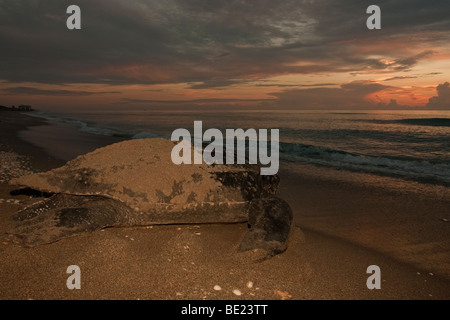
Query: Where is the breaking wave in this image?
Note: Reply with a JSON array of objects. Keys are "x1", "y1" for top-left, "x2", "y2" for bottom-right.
[
  {"x1": 26, "y1": 112, "x2": 167, "y2": 139},
  {"x1": 279, "y1": 142, "x2": 450, "y2": 185}
]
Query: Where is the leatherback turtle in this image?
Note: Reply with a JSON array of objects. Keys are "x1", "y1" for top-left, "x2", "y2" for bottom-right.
[{"x1": 9, "y1": 138, "x2": 293, "y2": 257}]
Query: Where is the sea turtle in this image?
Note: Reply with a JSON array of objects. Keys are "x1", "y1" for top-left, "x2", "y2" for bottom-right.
[{"x1": 9, "y1": 138, "x2": 293, "y2": 257}]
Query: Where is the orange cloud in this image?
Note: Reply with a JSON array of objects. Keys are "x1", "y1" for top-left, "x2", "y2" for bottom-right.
[{"x1": 367, "y1": 85, "x2": 439, "y2": 107}]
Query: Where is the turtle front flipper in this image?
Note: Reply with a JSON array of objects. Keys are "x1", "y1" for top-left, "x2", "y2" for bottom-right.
[
  {"x1": 238, "y1": 196, "x2": 293, "y2": 260},
  {"x1": 9, "y1": 194, "x2": 132, "y2": 247}
]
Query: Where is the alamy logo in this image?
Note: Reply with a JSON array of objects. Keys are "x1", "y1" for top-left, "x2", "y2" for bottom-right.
[
  {"x1": 171, "y1": 121, "x2": 279, "y2": 175},
  {"x1": 366, "y1": 265, "x2": 381, "y2": 289},
  {"x1": 66, "y1": 5, "x2": 81, "y2": 30},
  {"x1": 66, "y1": 265, "x2": 81, "y2": 290}
]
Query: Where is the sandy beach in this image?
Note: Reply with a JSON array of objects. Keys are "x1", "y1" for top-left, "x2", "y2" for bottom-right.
[{"x1": 0, "y1": 110, "x2": 449, "y2": 300}]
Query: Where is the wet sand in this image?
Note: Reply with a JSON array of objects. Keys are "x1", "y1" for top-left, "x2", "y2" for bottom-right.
[
  {"x1": 0, "y1": 110, "x2": 449, "y2": 300},
  {"x1": 280, "y1": 162, "x2": 450, "y2": 280}
]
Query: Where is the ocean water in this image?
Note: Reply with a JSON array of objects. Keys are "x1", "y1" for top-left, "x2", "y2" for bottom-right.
[{"x1": 26, "y1": 109, "x2": 450, "y2": 186}]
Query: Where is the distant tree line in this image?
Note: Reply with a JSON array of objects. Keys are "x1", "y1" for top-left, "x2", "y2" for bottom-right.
[{"x1": 0, "y1": 105, "x2": 34, "y2": 111}]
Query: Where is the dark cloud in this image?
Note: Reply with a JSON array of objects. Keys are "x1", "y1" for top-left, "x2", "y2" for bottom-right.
[
  {"x1": 384, "y1": 76, "x2": 418, "y2": 81},
  {"x1": 0, "y1": 0, "x2": 447, "y2": 86},
  {"x1": 268, "y1": 81, "x2": 394, "y2": 109},
  {"x1": 121, "y1": 97, "x2": 271, "y2": 105},
  {"x1": 188, "y1": 79, "x2": 248, "y2": 89},
  {"x1": 426, "y1": 82, "x2": 450, "y2": 109},
  {"x1": 255, "y1": 83, "x2": 337, "y2": 88},
  {"x1": 392, "y1": 51, "x2": 435, "y2": 71},
  {"x1": 1, "y1": 86, "x2": 119, "y2": 96},
  {"x1": 301, "y1": 0, "x2": 450, "y2": 39}
]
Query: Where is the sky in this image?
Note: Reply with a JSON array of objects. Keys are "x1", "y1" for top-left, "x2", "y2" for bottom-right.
[{"x1": 0, "y1": 0, "x2": 449, "y2": 111}]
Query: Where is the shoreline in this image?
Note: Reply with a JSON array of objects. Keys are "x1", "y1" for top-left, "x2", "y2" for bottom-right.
[
  {"x1": 0, "y1": 110, "x2": 65, "y2": 172},
  {"x1": 280, "y1": 161, "x2": 450, "y2": 280},
  {"x1": 0, "y1": 110, "x2": 449, "y2": 299},
  {"x1": 10, "y1": 111, "x2": 126, "y2": 163}
]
